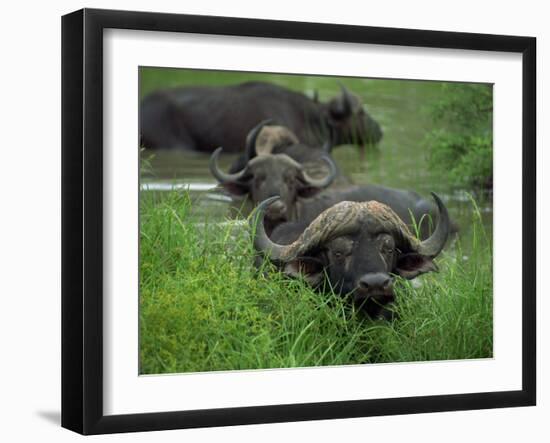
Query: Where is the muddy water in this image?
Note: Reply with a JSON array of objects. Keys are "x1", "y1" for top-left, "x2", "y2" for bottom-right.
[{"x1": 140, "y1": 70, "x2": 492, "y2": 246}]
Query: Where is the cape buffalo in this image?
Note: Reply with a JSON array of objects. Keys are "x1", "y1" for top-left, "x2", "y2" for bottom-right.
[
  {"x1": 140, "y1": 81, "x2": 382, "y2": 152},
  {"x1": 210, "y1": 121, "x2": 340, "y2": 234},
  {"x1": 211, "y1": 121, "x2": 445, "y2": 238},
  {"x1": 252, "y1": 193, "x2": 451, "y2": 319},
  {"x1": 227, "y1": 120, "x2": 349, "y2": 180}
]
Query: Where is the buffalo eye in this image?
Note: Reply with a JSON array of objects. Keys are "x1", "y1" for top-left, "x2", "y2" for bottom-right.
[
  {"x1": 379, "y1": 236, "x2": 395, "y2": 255},
  {"x1": 327, "y1": 237, "x2": 353, "y2": 261},
  {"x1": 330, "y1": 247, "x2": 351, "y2": 261},
  {"x1": 327, "y1": 248, "x2": 346, "y2": 262}
]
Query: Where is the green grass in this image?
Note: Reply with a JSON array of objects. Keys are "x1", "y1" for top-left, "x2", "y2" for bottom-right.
[{"x1": 139, "y1": 191, "x2": 493, "y2": 374}]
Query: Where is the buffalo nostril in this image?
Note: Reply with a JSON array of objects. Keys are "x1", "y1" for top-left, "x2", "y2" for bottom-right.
[{"x1": 358, "y1": 273, "x2": 392, "y2": 292}]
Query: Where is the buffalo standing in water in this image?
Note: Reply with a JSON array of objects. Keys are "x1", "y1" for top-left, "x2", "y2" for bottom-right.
[
  {"x1": 210, "y1": 121, "x2": 339, "y2": 234},
  {"x1": 252, "y1": 193, "x2": 451, "y2": 319},
  {"x1": 140, "y1": 81, "x2": 382, "y2": 152},
  {"x1": 211, "y1": 121, "x2": 446, "y2": 238}
]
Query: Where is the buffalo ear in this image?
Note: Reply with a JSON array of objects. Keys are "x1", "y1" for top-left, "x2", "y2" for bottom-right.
[
  {"x1": 395, "y1": 253, "x2": 438, "y2": 279},
  {"x1": 283, "y1": 256, "x2": 325, "y2": 287},
  {"x1": 222, "y1": 182, "x2": 250, "y2": 196},
  {"x1": 328, "y1": 98, "x2": 352, "y2": 122}
]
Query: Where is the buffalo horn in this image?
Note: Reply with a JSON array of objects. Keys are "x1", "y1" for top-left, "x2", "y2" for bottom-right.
[
  {"x1": 250, "y1": 196, "x2": 289, "y2": 262},
  {"x1": 299, "y1": 155, "x2": 337, "y2": 188},
  {"x1": 245, "y1": 119, "x2": 273, "y2": 160},
  {"x1": 252, "y1": 193, "x2": 450, "y2": 266},
  {"x1": 339, "y1": 83, "x2": 354, "y2": 115},
  {"x1": 209, "y1": 147, "x2": 248, "y2": 183},
  {"x1": 416, "y1": 193, "x2": 451, "y2": 258}
]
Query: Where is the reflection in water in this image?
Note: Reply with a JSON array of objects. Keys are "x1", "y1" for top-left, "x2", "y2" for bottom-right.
[{"x1": 140, "y1": 78, "x2": 492, "y2": 251}]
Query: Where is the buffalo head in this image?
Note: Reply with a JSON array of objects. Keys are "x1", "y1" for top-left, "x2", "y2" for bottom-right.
[
  {"x1": 253, "y1": 124, "x2": 300, "y2": 155},
  {"x1": 210, "y1": 121, "x2": 337, "y2": 232},
  {"x1": 252, "y1": 193, "x2": 450, "y2": 318},
  {"x1": 325, "y1": 84, "x2": 383, "y2": 146}
]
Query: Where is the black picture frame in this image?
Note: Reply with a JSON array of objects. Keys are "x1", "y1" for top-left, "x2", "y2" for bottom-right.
[{"x1": 61, "y1": 8, "x2": 536, "y2": 435}]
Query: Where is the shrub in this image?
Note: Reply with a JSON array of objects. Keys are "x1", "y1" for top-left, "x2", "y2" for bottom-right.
[{"x1": 425, "y1": 83, "x2": 493, "y2": 189}]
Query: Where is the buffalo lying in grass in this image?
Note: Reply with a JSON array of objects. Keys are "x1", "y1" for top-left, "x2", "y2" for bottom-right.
[
  {"x1": 140, "y1": 81, "x2": 382, "y2": 152},
  {"x1": 252, "y1": 193, "x2": 451, "y2": 319}
]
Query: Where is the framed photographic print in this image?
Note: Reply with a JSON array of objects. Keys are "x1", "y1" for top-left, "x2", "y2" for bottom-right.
[{"x1": 61, "y1": 8, "x2": 536, "y2": 435}]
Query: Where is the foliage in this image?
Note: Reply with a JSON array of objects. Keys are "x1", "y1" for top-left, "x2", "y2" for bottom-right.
[
  {"x1": 139, "y1": 191, "x2": 492, "y2": 374},
  {"x1": 425, "y1": 83, "x2": 493, "y2": 189}
]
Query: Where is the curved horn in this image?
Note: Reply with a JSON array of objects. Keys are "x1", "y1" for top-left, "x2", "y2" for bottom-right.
[
  {"x1": 250, "y1": 196, "x2": 290, "y2": 262},
  {"x1": 209, "y1": 147, "x2": 248, "y2": 183},
  {"x1": 416, "y1": 193, "x2": 451, "y2": 258},
  {"x1": 299, "y1": 155, "x2": 337, "y2": 188},
  {"x1": 245, "y1": 119, "x2": 273, "y2": 160},
  {"x1": 339, "y1": 83, "x2": 353, "y2": 115}
]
